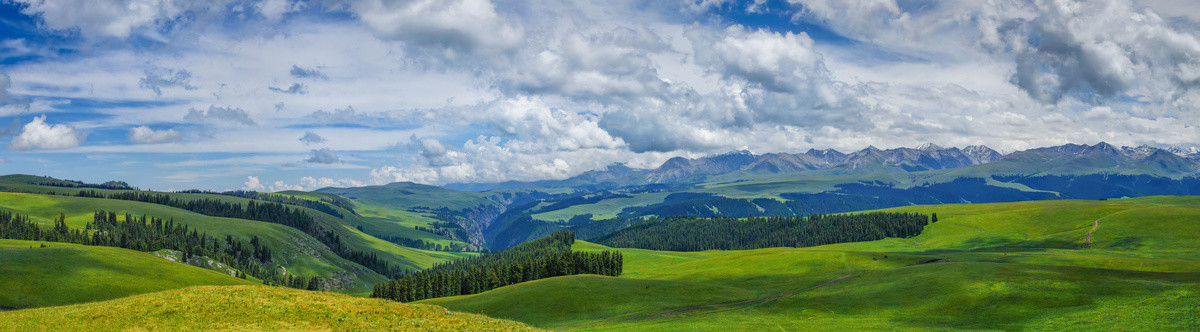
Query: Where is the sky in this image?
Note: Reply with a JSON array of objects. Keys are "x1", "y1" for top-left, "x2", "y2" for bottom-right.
[{"x1": 2, "y1": 0, "x2": 1200, "y2": 191}]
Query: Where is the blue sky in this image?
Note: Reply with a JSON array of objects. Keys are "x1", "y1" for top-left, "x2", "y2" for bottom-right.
[{"x1": 2, "y1": 0, "x2": 1200, "y2": 191}]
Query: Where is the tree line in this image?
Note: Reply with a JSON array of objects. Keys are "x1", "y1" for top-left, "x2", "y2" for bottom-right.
[
  {"x1": 371, "y1": 231, "x2": 622, "y2": 302},
  {"x1": 176, "y1": 190, "x2": 355, "y2": 218},
  {"x1": 35, "y1": 178, "x2": 135, "y2": 190},
  {"x1": 374, "y1": 233, "x2": 461, "y2": 252},
  {"x1": 73, "y1": 190, "x2": 404, "y2": 278},
  {"x1": 593, "y1": 212, "x2": 931, "y2": 251},
  {"x1": 0, "y1": 210, "x2": 328, "y2": 290}
]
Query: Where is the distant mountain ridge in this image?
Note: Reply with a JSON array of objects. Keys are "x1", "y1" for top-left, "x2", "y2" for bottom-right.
[
  {"x1": 447, "y1": 142, "x2": 1200, "y2": 192},
  {"x1": 447, "y1": 144, "x2": 1007, "y2": 191}
]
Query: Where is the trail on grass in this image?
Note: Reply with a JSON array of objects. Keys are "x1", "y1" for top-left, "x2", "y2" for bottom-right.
[
  {"x1": 553, "y1": 274, "x2": 858, "y2": 330},
  {"x1": 1085, "y1": 220, "x2": 1100, "y2": 249}
]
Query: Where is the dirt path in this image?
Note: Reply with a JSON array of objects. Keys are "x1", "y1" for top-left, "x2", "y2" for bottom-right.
[
  {"x1": 553, "y1": 274, "x2": 858, "y2": 330},
  {"x1": 1084, "y1": 220, "x2": 1100, "y2": 249}
]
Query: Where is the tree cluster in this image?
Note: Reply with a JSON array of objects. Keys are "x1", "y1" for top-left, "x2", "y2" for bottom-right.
[
  {"x1": 73, "y1": 191, "x2": 403, "y2": 278},
  {"x1": 36, "y1": 178, "x2": 134, "y2": 190},
  {"x1": 375, "y1": 234, "x2": 461, "y2": 252},
  {"x1": 176, "y1": 189, "x2": 354, "y2": 218},
  {"x1": 594, "y1": 212, "x2": 930, "y2": 251},
  {"x1": 371, "y1": 231, "x2": 622, "y2": 302},
  {"x1": 0, "y1": 210, "x2": 324, "y2": 290}
]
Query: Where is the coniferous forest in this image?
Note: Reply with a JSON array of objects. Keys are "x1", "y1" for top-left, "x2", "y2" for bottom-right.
[
  {"x1": 0, "y1": 210, "x2": 323, "y2": 290},
  {"x1": 593, "y1": 212, "x2": 931, "y2": 251},
  {"x1": 74, "y1": 190, "x2": 403, "y2": 278},
  {"x1": 372, "y1": 231, "x2": 622, "y2": 302}
]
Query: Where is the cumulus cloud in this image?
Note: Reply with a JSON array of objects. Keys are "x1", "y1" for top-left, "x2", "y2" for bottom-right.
[
  {"x1": 306, "y1": 147, "x2": 340, "y2": 164},
  {"x1": 8, "y1": 0, "x2": 1200, "y2": 189},
  {"x1": 487, "y1": 97, "x2": 624, "y2": 152},
  {"x1": 139, "y1": 68, "x2": 197, "y2": 96},
  {"x1": 289, "y1": 65, "x2": 328, "y2": 80},
  {"x1": 299, "y1": 131, "x2": 325, "y2": 145},
  {"x1": 128, "y1": 125, "x2": 180, "y2": 143},
  {"x1": 269, "y1": 83, "x2": 307, "y2": 94},
  {"x1": 350, "y1": 0, "x2": 525, "y2": 57},
  {"x1": 184, "y1": 105, "x2": 256, "y2": 126},
  {"x1": 246, "y1": 175, "x2": 363, "y2": 192},
  {"x1": 1009, "y1": 0, "x2": 1200, "y2": 103},
  {"x1": 411, "y1": 136, "x2": 457, "y2": 166},
  {"x1": 242, "y1": 176, "x2": 265, "y2": 191},
  {"x1": 692, "y1": 26, "x2": 830, "y2": 94},
  {"x1": 506, "y1": 26, "x2": 672, "y2": 103},
  {"x1": 9, "y1": 115, "x2": 85, "y2": 150}
]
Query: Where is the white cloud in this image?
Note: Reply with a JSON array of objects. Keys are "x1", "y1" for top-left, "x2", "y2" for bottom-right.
[
  {"x1": 243, "y1": 176, "x2": 265, "y2": 191},
  {"x1": 693, "y1": 26, "x2": 829, "y2": 94},
  {"x1": 6, "y1": 0, "x2": 1200, "y2": 189},
  {"x1": 306, "y1": 148, "x2": 340, "y2": 164},
  {"x1": 15, "y1": 0, "x2": 191, "y2": 39},
  {"x1": 257, "y1": 0, "x2": 301, "y2": 21},
  {"x1": 128, "y1": 125, "x2": 181, "y2": 143},
  {"x1": 9, "y1": 115, "x2": 85, "y2": 150},
  {"x1": 350, "y1": 0, "x2": 524, "y2": 57},
  {"x1": 253, "y1": 176, "x2": 365, "y2": 192}
]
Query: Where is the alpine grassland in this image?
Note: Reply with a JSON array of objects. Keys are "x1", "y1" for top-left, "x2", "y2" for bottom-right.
[
  {"x1": 0, "y1": 285, "x2": 538, "y2": 331},
  {"x1": 423, "y1": 196, "x2": 1200, "y2": 330},
  {"x1": 0, "y1": 239, "x2": 251, "y2": 309}
]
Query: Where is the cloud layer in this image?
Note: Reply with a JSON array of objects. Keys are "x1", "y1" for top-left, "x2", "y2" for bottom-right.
[{"x1": 3, "y1": 0, "x2": 1200, "y2": 189}]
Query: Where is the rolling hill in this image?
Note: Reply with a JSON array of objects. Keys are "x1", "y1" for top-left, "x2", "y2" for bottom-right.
[
  {"x1": 420, "y1": 196, "x2": 1200, "y2": 330},
  {"x1": 0, "y1": 175, "x2": 473, "y2": 293},
  {"x1": 0, "y1": 285, "x2": 537, "y2": 331},
  {"x1": 0, "y1": 239, "x2": 252, "y2": 309}
]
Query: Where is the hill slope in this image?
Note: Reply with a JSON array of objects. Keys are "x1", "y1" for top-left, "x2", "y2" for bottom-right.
[
  {"x1": 422, "y1": 196, "x2": 1200, "y2": 330},
  {"x1": 0, "y1": 285, "x2": 537, "y2": 331},
  {"x1": 0, "y1": 192, "x2": 385, "y2": 292},
  {"x1": 0, "y1": 175, "x2": 476, "y2": 292},
  {"x1": 0, "y1": 240, "x2": 251, "y2": 309}
]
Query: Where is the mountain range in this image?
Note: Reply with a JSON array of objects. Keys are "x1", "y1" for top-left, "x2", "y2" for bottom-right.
[
  {"x1": 343, "y1": 142, "x2": 1200, "y2": 250},
  {"x1": 447, "y1": 142, "x2": 1200, "y2": 192}
]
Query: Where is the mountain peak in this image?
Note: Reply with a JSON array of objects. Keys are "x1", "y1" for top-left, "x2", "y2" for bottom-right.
[
  {"x1": 1087, "y1": 142, "x2": 1121, "y2": 156},
  {"x1": 962, "y1": 145, "x2": 1002, "y2": 164},
  {"x1": 916, "y1": 143, "x2": 944, "y2": 151}
]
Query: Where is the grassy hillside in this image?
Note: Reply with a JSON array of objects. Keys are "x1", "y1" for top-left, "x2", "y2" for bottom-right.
[
  {"x1": 0, "y1": 240, "x2": 251, "y2": 309},
  {"x1": 0, "y1": 285, "x2": 538, "y2": 331},
  {"x1": 0, "y1": 192, "x2": 383, "y2": 291},
  {"x1": 317, "y1": 182, "x2": 497, "y2": 211},
  {"x1": 0, "y1": 175, "x2": 473, "y2": 287},
  {"x1": 422, "y1": 196, "x2": 1200, "y2": 330}
]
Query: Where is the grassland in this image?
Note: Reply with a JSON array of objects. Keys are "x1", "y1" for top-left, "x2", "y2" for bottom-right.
[
  {"x1": 423, "y1": 196, "x2": 1200, "y2": 330},
  {"x1": 0, "y1": 285, "x2": 538, "y2": 331},
  {"x1": 0, "y1": 239, "x2": 251, "y2": 309},
  {"x1": 0, "y1": 175, "x2": 475, "y2": 291},
  {"x1": 0, "y1": 192, "x2": 386, "y2": 292}
]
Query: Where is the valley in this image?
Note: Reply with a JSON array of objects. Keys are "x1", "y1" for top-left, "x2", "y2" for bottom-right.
[{"x1": 2, "y1": 143, "x2": 1199, "y2": 330}]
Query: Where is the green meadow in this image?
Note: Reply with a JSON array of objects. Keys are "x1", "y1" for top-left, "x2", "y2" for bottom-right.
[
  {"x1": 424, "y1": 196, "x2": 1200, "y2": 330},
  {"x1": 0, "y1": 285, "x2": 538, "y2": 331},
  {"x1": 0, "y1": 239, "x2": 251, "y2": 309}
]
